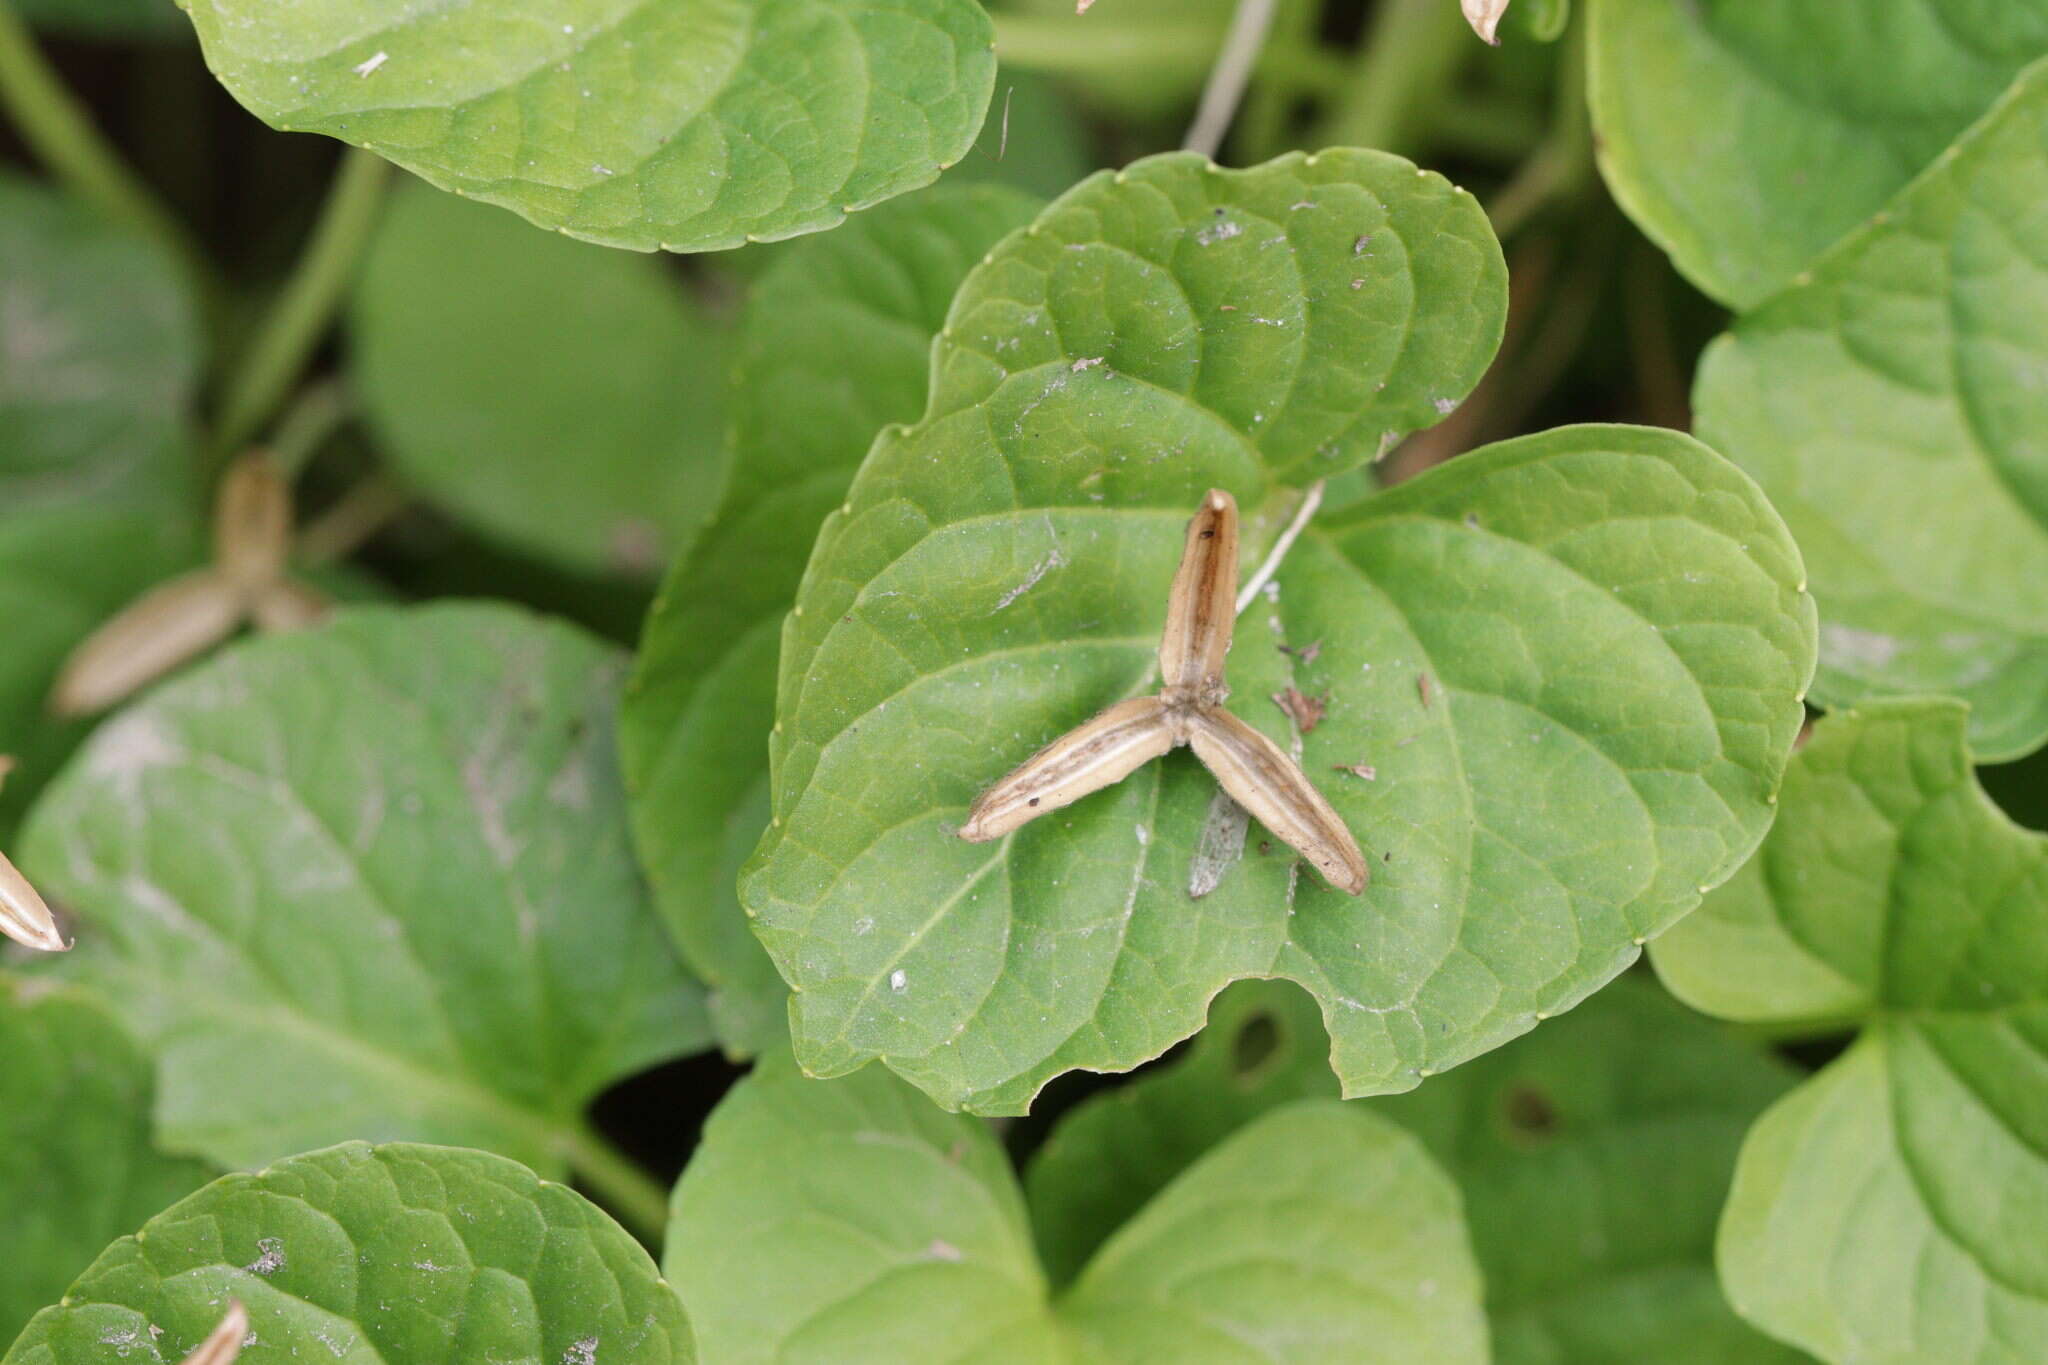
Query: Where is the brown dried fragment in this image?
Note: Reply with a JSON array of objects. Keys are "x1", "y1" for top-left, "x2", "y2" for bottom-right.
[
  {"x1": 1278, "y1": 638, "x2": 1321, "y2": 664},
  {"x1": 180, "y1": 1302, "x2": 249, "y2": 1365},
  {"x1": 49, "y1": 453, "x2": 314, "y2": 717},
  {"x1": 1462, "y1": 0, "x2": 1509, "y2": 43},
  {"x1": 0, "y1": 847, "x2": 67, "y2": 952},
  {"x1": 959, "y1": 488, "x2": 1369, "y2": 894},
  {"x1": 1417, "y1": 671, "x2": 1436, "y2": 708},
  {"x1": 1271, "y1": 686, "x2": 1326, "y2": 734},
  {"x1": 1333, "y1": 763, "x2": 1376, "y2": 781},
  {"x1": 50, "y1": 571, "x2": 242, "y2": 718}
]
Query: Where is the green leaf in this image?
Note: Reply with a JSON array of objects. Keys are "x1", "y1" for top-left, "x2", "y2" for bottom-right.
[
  {"x1": 1588, "y1": 0, "x2": 2048, "y2": 308},
  {"x1": 0, "y1": 978, "x2": 211, "y2": 1347},
  {"x1": 0, "y1": 176, "x2": 202, "y2": 837},
  {"x1": 1653, "y1": 699, "x2": 2048, "y2": 1362},
  {"x1": 1691, "y1": 61, "x2": 2048, "y2": 762},
  {"x1": 743, "y1": 147, "x2": 1814, "y2": 1114},
  {"x1": 1025, "y1": 976, "x2": 1805, "y2": 1363},
  {"x1": 622, "y1": 183, "x2": 1042, "y2": 1058},
  {"x1": 178, "y1": 0, "x2": 997, "y2": 253},
  {"x1": 1024, "y1": 980, "x2": 1339, "y2": 1286},
  {"x1": 4, "y1": 1141, "x2": 693, "y2": 1364},
  {"x1": 1367, "y1": 977, "x2": 1805, "y2": 1365},
  {"x1": 19, "y1": 603, "x2": 709, "y2": 1177},
  {"x1": 666, "y1": 1049, "x2": 1486, "y2": 1362},
  {"x1": 351, "y1": 178, "x2": 731, "y2": 580}
]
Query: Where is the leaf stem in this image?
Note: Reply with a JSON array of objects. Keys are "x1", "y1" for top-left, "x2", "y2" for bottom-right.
[
  {"x1": 1183, "y1": 0, "x2": 1281, "y2": 158},
  {"x1": 212, "y1": 149, "x2": 390, "y2": 463},
  {"x1": 0, "y1": 0, "x2": 194, "y2": 266},
  {"x1": 1485, "y1": 17, "x2": 1592, "y2": 238},
  {"x1": 1236, "y1": 480, "x2": 1324, "y2": 614},
  {"x1": 560, "y1": 1121, "x2": 671, "y2": 1247}
]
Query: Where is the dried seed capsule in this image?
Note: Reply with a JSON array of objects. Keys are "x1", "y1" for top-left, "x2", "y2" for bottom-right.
[
  {"x1": 1156, "y1": 488, "x2": 1239, "y2": 700},
  {"x1": 180, "y1": 1301, "x2": 249, "y2": 1365},
  {"x1": 49, "y1": 570, "x2": 241, "y2": 717},
  {"x1": 213, "y1": 453, "x2": 294, "y2": 594},
  {"x1": 0, "y1": 848, "x2": 66, "y2": 952},
  {"x1": 1188, "y1": 708, "x2": 1368, "y2": 895},
  {"x1": 959, "y1": 696, "x2": 1178, "y2": 842}
]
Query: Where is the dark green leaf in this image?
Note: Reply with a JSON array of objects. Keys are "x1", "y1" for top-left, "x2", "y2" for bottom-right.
[
  {"x1": 0, "y1": 176, "x2": 202, "y2": 837},
  {"x1": 621, "y1": 183, "x2": 1042, "y2": 1057},
  {"x1": 351, "y1": 179, "x2": 731, "y2": 579},
  {"x1": 4, "y1": 1141, "x2": 693, "y2": 1364},
  {"x1": 1654, "y1": 699, "x2": 2048, "y2": 1361},
  {"x1": 0, "y1": 978, "x2": 211, "y2": 1346},
  {"x1": 180, "y1": 0, "x2": 997, "y2": 253},
  {"x1": 666, "y1": 1049, "x2": 1485, "y2": 1362},
  {"x1": 1692, "y1": 61, "x2": 2048, "y2": 761},
  {"x1": 1588, "y1": 0, "x2": 2048, "y2": 307},
  {"x1": 20, "y1": 603, "x2": 709, "y2": 1175},
  {"x1": 1027, "y1": 976, "x2": 1806, "y2": 1363},
  {"x1": 744, "y1": 148, "x2": 1812, "y2": 1113}
]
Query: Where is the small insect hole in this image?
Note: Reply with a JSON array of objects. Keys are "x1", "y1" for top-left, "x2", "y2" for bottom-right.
[
  {"x1": 1502, "y1": 1084, "x2": 1560, "y2": 1142},
  {"x1": 1027, "y1": 797, "x2": 1040, "y2": 806},
  {"x1": 1231, "y1": 1011, "x2": 1283, "y2": 1082}
]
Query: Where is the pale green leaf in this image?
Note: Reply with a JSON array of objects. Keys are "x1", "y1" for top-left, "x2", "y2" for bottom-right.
[
  {"x1": 351, "y1": 178, "x2": 731, "y2": 579},
  {"x1": 0, "y1": 978, "x2": 211, "y2": 1347},
  {"x1": 1026, "y1": 976, "x2": 1805, "y2": 1363},
  {"x1": 179, "y1": 0, "x2": 997, "y2": 253},
  {"x1": 1057, "y1": 1102, "x2": 1487, "y2": 1362},
  {"x1": 743, "y1": 148, "x2": 1813, "y2": 1114},
  {"x1": 0, "y1": 177, "x2": 202, "y2": 835},
  {"x1": 1655, "y1": 699, "x2": 2048, "y2": 1362},
  {"x1": 4, "y1": 1141, "x2": 693, "y2": 1364},
  {"x1": 1588, "y1": 0, "x2": 2048, "y2": 307},
  {"x1": 1692, "y1": 61, "x2": 2048, "y2": 761},
  {"x1": 621, "y1": 183, "x2": 1042, "y2": 1058},
  {"x1": 19, "y1": 603, "x2": 709, "y2": 1175},
  {"x1": 666, "y1": 1050, "x2": 1485, "y2": 1362}
]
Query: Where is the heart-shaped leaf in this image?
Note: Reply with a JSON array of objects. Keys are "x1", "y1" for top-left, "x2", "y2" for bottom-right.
[
  {"x1": 621, "y1": 183, "x2": 1042, "y2": 1057},
  {"x1": 743, "y1": 147, "x2": 1814, "y2": 1113},
  {"x1": 1025, "y1": 975, "x2": 1805, "y2": 1363},
  {"x1": 665, "y1": 1049, "x2": 1485, "y2": 1362},
  {"x1": 0, "y1": 978, "x2": 212, "y2": 1346},
  {"x1": 1652, "y1": 699, "x2": 2048, "y2": 1362},
  {"x1": 18, "y1": 604, "x2": 709, "y2": 1183},
  {"x1": 1588, "y1": 0, "x2": 2048, "y2": 307},
  {"x1": 3, "y1": 1141, "x2": 693, "y2": 1364},
  {"x1": 178, "y1": 0, "x2": 997, "y2": 253},
  {"x1": 1692, "y1": 61, "x2": 2048, "y2": 761},
  {"x1": 0, "y1": 176, "x2": 201, "y2": 835},
  {"x1": 351, "y1": 179, "x2": 732, "y2": 579}
]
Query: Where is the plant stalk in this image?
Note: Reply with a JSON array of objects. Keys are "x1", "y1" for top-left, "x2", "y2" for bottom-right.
[
  {"x1": 1316, "y1": 0, "x2": 1473, "y2": 154},
  {"x1": 993, "y1": 13, "x2": 1347, "y2": 94},
  {"x1": 0, "y1": 0, "x2": 194, "y2": 265},
  {"x1": 212, "y1": 148, "x2": 390, "y2": 463},
  {"x1": 1184, "y1": 0, "x2": 1282, "y2": 158},
  {"x1": 561, "y1": 1121, "x2": 671, "y2": 1248}
]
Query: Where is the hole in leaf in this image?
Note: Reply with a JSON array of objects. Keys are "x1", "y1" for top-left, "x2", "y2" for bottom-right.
[
  {"x1": 1502, "y1": 1084, "x2": 1560, "y2": 1141},
  {"x1": 1231, "y1": 1010, "x2": 1283, "y2": 1081}
]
